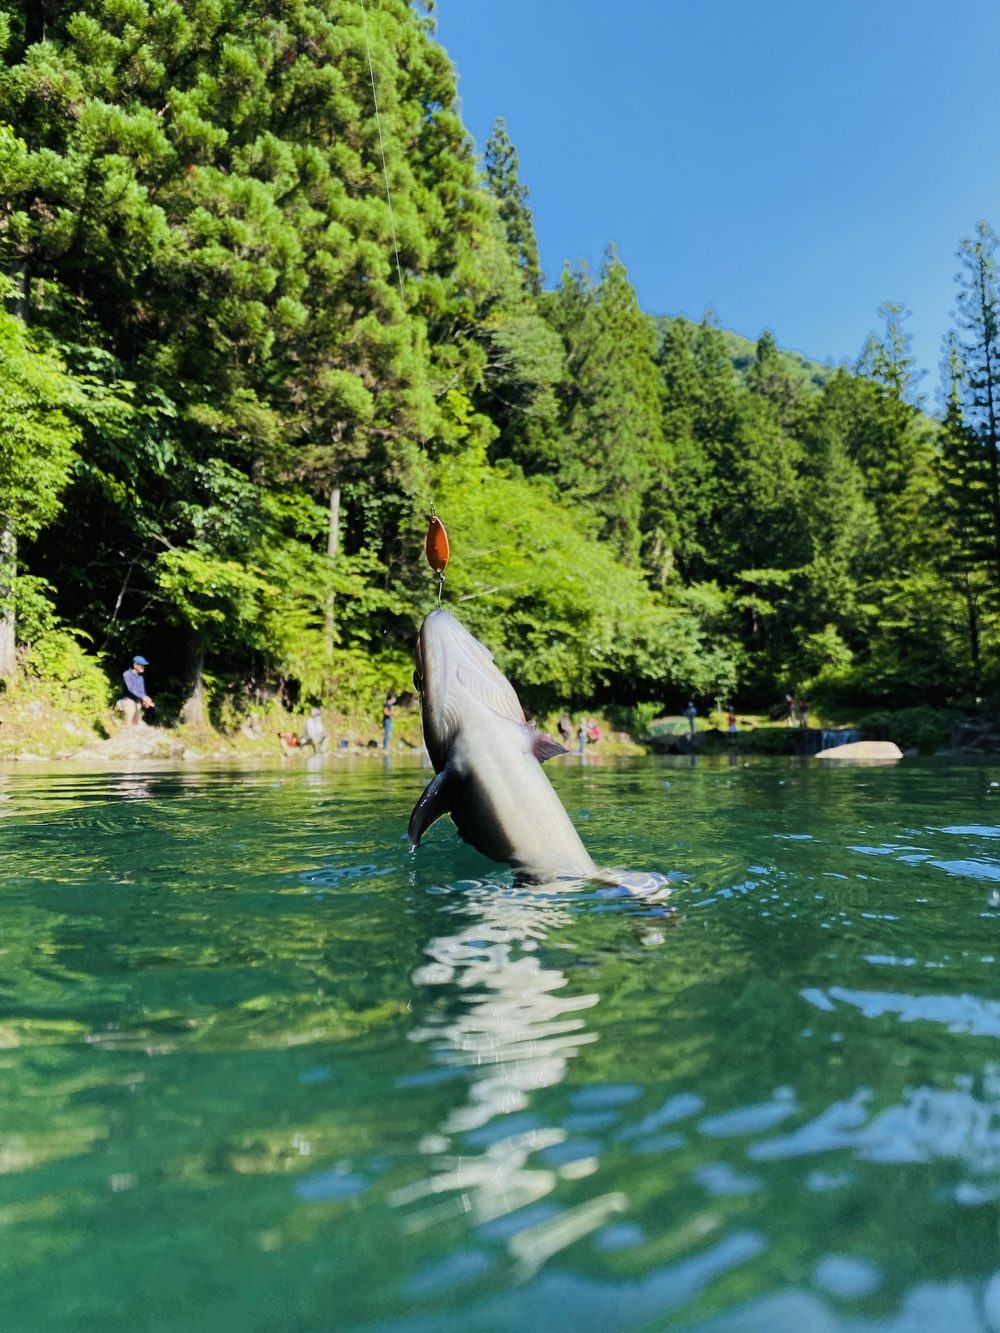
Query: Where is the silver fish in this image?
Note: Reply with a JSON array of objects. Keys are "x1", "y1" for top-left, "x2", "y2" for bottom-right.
[
  {"x1": 408, "y1": 609, "x2": 667, "y2": 897},
  {"x1": 408, "y1": 608, "x2": 594, "y2": 883}
]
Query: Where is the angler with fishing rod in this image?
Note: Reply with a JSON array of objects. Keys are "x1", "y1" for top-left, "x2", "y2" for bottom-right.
[{"x1": 121, "y1": 655, "x2": 154, "y2": 726}]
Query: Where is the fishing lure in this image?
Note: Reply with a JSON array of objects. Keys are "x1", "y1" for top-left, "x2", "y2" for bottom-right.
[{"x1": 426, "y1": 514, "x2": 449, "y2": 605}]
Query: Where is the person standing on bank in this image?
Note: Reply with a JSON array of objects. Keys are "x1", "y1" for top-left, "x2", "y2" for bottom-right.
[
  {"x1": 684, "y1": 701, "x2": 698, "y2": 738},
  {"x1": 303, "y1": 708, "x2": 328, "y2": 753},
  {"x1": 122, "y1": 656, "x2": 153, "y2": 726},
  {"x1": 383, "y1": 692, "x2": 396, "y2": 750}
]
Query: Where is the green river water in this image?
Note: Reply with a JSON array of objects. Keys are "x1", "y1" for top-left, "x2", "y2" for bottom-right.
[{"x1": 2, "y1": 754, "x2": 1000, "y2": 1331}]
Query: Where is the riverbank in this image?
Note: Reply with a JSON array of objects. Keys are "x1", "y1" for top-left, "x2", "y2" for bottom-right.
[
  {"x1": 646, "y1": 705, "x2": 973, "y2": 757},
  {"x1": 0, "y1": 666, "x2": 986, "y2": 764},
  {"x1": 0, "y1": 680, "x2": 646, "y2": 762}
]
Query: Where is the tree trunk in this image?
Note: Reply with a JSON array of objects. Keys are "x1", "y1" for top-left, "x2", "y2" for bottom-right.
[
  {"x1": 0, "y1": 518, "x2": 15, "y2": 682},
  {"x1": 0, "y1": 259, "x2": 27, "y2": 683},
  {"x1": 25, "y1": 0, "x2": 60, "y2": 46},
  {"x1": 966, "y1": 570, "x2": 981, "y2": 689},
  {"x1": 180, "y1": 631, "x2": 207, "y2": 727},
  {"x1": 325, "y1": 483, "x2": 340, "y2": 660}
]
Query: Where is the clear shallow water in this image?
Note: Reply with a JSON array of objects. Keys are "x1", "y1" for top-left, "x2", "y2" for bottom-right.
[{"x1": 2, "y1": 756, "x2": 1000, "y2": 1331}]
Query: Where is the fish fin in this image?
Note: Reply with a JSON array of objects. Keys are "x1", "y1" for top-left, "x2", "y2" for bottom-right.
[
  {"x1": 408, "y1": 767, "x2": 456, "y2": 849},
  {"x1": 455, "y1": 664, "x2": 525, "y2": 726},
  {"x1": 533, "y1": 733, "x2": 568, "y2": 763}
]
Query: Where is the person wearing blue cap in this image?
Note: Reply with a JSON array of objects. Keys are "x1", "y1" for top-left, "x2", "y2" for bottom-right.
[{"x1": 122, "y1": 656, "x2": 153, "y2": 726}]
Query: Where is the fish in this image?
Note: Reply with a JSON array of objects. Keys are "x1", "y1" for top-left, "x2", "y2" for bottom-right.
[{"x1": 408, "y1": 607, "x2": 666, "y2": 895}]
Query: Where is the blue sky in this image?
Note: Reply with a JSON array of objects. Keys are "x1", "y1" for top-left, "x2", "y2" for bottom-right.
[{"x1": 433, "y1": 0, "x2": 1000, "y2": 397}]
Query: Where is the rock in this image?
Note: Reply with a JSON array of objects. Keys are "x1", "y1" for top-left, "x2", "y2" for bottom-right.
[
  {"x1": 13, "y1": 752, "x2": 44, "y2": 761},
  {"x1": 949, "y1": 719, "x2": 1000, "y2": 754},
  {"x1": 64, "y1": 725, "x2": 177, "y2": 762},
  {"x1": 814, "y1": 740, "x2": 903, "y2": 762},
  {"x1": 181, "y1": 748, "x2": 201, "y2": 761}
]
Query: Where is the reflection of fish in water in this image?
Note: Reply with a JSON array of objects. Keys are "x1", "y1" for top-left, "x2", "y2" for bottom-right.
[
  {"x1": 410, "y1": 609, "x2": 666, "y2": 893},
  {"x1": 393, "y1": 878, "x2": 669, "y2": 1266},
  {"x1": 409, "y1": 888, "x2": 598, "y2": 1134},
  {"x1": 395, "y1": 884, "x2": 603, "y2": 1235}
]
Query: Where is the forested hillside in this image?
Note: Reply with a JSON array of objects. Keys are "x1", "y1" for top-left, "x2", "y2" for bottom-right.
[
  {"x1": 653, "y1": 317, "x2": 836, "y2": 394},
  {"x1": 0, "y1": 0, "x2": 998, "y2": 727}
]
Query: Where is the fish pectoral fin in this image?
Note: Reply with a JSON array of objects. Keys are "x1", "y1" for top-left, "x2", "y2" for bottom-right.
[
  {"x1": 408, "y1": 767, "x2": 457, "y2": 849},
  {"x1": 532, "y1": 732, "x2": 569, "y2": 763}
]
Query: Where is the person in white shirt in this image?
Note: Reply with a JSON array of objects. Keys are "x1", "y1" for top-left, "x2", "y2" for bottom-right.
[{"x1": 302, "y1": 708, "x2": 327, "y2": 753}]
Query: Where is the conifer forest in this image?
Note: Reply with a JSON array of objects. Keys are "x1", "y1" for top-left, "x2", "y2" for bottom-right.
[{"x1": 0, "y1": 0, "x2": 998, "y2": 731}]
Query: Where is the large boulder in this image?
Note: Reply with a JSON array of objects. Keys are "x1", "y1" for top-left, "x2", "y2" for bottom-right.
[{"x1": 814, "y1": 740, "x2": 903, "y2": 762}]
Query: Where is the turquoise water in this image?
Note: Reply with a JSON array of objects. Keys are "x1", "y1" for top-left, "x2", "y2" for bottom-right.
[{"x1": 2, "y1": 755, "x2": 1000, "y2": 1331}]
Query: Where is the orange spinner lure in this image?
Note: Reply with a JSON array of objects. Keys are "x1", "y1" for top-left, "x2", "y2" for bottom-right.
[{"x1": 425, "y1": 514, "x2": 449, "y2": 605}]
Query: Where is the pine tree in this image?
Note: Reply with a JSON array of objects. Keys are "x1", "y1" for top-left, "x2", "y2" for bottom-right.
[
  {"x1": 857, "y1": 303, "x2": 925, "y2": 403},
  {"x1": 547, "y1": 247, "x2": 667, "y2": 565},
  {"x1": 746, "y1": 329, "x2": 804, "y2": 431},
  {"x1": 661, "y1": 316, "x2": 806, "y2": 588},
  {"x1": 659, "y1": 316, "x2": 735, "y2": 584},
  {"x1": 483, "y1": 117, "x2": 542, "y2": 295},
  {"x1": 845, "y1": 304, "x2": 936, "y2": 553},
  {"x1": 0, "y1": 0, "x2": 496, "y2": 713},
  {"x1": 937, "y1": 329, "x2": 994, "y2": 684},
  {"x1": 953, "y1": 222, "x2": 1000, "y2": 588}
]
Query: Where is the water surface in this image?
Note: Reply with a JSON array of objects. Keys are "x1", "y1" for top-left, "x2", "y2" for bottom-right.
[{"x1": 1, "y1": 755, "x2": 999, "y2": 1331}]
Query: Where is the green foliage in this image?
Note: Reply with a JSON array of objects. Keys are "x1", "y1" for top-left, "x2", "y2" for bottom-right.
[
  {"x1": 544, "y1": 249, "x2": 669, "y2": 567},
  {"x1": 654, "y1": 316, "x2": 837, "y2": 393},
  {"x1": 0, "y1": 283, "x2": 85, "y2": 538},
  {"x1": 798, "y1": 623, "x2": 855, "y2": 691},
  {"x1": 0, "y1": 0, "x2": 493, "y2": 695},
  {"x1": 23, "y1": 629, "x2": 110, "y2": 713},
  {"x1": 0, "y1": 2, "x2": 997, "y2": 728},
  {"x1": 433, "y1": 447, "x2": 737, "y2": 707},
  {"x1": 605, "y1": 700, "x2": 665, "y2": 738},
  {"x1": 855, "y1": 706, "x2": 962, "y2": 755},
  {"x1": 734, "y1": 726, "x2": 799, "y2": 754},
  {"x1": 13, "y1": 573, "x2": 61, "y2": 641},
  {"x1": 484, "y1": 117, "x2": 542, "y2": 295}
]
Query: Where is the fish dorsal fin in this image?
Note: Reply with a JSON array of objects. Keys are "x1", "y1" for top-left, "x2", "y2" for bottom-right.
[
  {"x1": 533, "y1": 733, "x2": 568, "y2": 763},
  {"x1": 455, "y1": 664, "x2": 525, "y2": 726},
  {"x1": 408, "y1": 766, "x2": 457, "y2": 849}
]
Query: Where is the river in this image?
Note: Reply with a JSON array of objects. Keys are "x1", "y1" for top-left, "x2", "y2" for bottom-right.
[{"x1": 1, "y1": 754, "x2": 999, "y2": 1331}]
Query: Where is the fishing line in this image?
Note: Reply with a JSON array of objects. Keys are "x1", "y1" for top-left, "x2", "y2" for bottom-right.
[
  {"x1": 360, "y1": 0, "x2": 446, "y2": 604},
  {"x1": 359, "y1": 0, "x2": 407, "y2": 316}
]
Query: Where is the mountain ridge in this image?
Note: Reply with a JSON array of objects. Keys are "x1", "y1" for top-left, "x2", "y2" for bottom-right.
[{"x1": 652, "y1": 315, "x2": 840, "y2": 392}]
